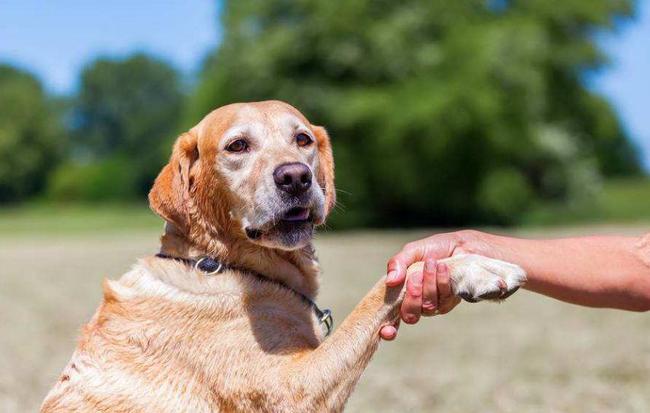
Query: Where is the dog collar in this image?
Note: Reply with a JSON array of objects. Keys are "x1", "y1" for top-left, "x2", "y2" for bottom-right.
[{"x1": 155, "y1": 253, "x2": 334, "y2": 337}]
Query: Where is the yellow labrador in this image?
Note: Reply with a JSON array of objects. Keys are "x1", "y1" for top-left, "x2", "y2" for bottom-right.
[{"x1": 41, "y1": 101, "x2": 526, "y2": 412}]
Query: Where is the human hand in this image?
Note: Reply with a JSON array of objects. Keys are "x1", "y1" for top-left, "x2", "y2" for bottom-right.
[{"x1": 380, "y1": 231, "x2": 484, "y2": 340}]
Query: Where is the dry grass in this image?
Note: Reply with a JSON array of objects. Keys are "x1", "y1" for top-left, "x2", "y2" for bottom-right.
[{"x1": 1, "y1": 225, "x2": 649, "y2": 412}]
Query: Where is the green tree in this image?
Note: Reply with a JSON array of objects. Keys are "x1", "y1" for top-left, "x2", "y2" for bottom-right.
[
  {"x1": 0, "y1": 65, "x2": 63, "y2": 203},
  {"x1": 191, "y1": 0, "x2": 640, "y2": 226},
  {"x1": 71, "y1": 53, "x2": 184, "y2": 196}
]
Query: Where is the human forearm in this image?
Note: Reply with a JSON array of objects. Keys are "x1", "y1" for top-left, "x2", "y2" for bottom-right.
[
  {"x1": 465, "y1": 231, "x2": 650, "y2": 311},
  {"x1": 382, "y1": 229, "x2": 650, "y2": 340}
]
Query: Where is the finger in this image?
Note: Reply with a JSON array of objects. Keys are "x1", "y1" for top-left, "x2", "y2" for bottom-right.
[
  {"x1": 380, "y1": 325, "x2": 397, "y2": 341},
  {"x1": 421, "y1": 258, "x2": 438, "y2": 316},
  {"x1": 386, "y1": 245, "x2": 426, "y2": 286},
  {"x1": 379, "y1": 320, "x2": 401, "y2": 341},
  {"x1": 436, "y1": 262, "x2": 453, "y2": 303},
  {"x1": 436, "y1": 262, "x2": 460, "y2": 314},
  {"x1": 401, "y1": 270, "x2": 424, "y2": 324}
]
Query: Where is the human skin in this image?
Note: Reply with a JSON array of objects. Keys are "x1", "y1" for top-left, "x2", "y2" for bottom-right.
[{"x1": 380, "y1": 230, "x2": 650, "y2": 340}]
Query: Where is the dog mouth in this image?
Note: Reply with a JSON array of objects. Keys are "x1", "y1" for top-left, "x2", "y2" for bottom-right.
[
  {"x1": 281, "y1": 207, "x2": 311, "y2": 223},
  {"x1": 244, "y1": 206, "x2": 314, "y2": 242}
]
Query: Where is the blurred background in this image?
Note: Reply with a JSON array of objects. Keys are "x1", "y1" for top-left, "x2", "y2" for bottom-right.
[
  {"x1": 1, "y1": 0, "x2": 649, "y2": 227},
  {"x1": 1, "y1": 1, "x2": 649, "y2": 412}
]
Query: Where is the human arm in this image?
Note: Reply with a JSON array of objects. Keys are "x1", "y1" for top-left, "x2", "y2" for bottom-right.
[
  {"x1": 469, "y1": 231, "x2": 650, "y2": 311},
  {"x1": 384, "y1": 230, "x2": 650, "y2": 333}
]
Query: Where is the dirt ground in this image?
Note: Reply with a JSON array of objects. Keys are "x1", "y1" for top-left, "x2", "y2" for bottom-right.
[{"x1": 1, "y1": 226, "x2": 649, "y2": 412}]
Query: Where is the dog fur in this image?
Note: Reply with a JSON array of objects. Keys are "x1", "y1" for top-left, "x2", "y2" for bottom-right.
[{"x1": 41, "y1": 101, "x2": 525, "y2": 412}]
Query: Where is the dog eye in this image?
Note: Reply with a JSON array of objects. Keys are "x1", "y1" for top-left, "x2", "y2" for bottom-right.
[
  {"x1": 226, "y1": 139, "x2": 248, "y2": 153},
  {"x1": 296, "y1": 133, "x2": 313, "y2": 147}
]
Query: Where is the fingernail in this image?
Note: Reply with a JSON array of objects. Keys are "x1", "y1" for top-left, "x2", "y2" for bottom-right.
[
  {"x1": 386, "y1": 270, "x2": 398, "y2": 282},
  {"x1": 381, "y1": 326, "x2": 397, "y2": 340},
  {"x1": 424, "y1": 259, "x2": 436, "y2": 273},
  {"x1": 422, "y1": 301, "x2": 436, "y2": 311},
  {"x1": 437, "y1": 262, "x2": 447, "y2": 274}
]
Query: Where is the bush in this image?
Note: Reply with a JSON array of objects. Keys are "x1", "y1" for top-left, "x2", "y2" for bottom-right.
[
  {"x1": 72, "y1": 53, "x2": 183, "y2": 196},
  {"x1": 478, "y1": 168, "x2": 533, "y2": 224},
  {"x1": 47, "y1": 158, "x2": 138, "y2": 202},
  {"x1": 0, "y1": 65, "x2": 64, "y2": 202}
]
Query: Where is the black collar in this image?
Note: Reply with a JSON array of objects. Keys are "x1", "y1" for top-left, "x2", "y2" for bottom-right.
[{"x1": 155, "y1": 253, "x2": 333, "y2": 336}]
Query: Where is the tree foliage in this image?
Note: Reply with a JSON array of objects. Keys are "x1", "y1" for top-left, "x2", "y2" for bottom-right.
[
  {"x1": 71, "y1": 54, "x2": 184, "y2": 195},
  {"x1": 0, "y1": 2, "x2": 643, "y2": 227},
  {"x1": 191, "y1": 0, "x2": 640, "y2": 226},
  {"x1": 0, "y1": 65, "x2": 63, "y2": 203}
]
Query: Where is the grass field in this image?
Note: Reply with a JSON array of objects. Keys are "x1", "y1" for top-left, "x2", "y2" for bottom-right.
[{"x1": 1, "y1": 209, "x2": 649, "y2": 412}]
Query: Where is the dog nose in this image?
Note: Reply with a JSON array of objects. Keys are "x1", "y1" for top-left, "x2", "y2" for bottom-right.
[{"x1": 273, "y1": 162, "x2": 312, "y2": 195}]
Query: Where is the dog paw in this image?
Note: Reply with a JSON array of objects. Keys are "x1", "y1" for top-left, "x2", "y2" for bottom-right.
[{"x1": 443, "y1": 254, "x2": 526, "y2": 303}]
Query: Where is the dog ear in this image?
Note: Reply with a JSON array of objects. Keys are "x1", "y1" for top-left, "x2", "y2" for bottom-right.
[
  {"x1": 148, "y1": 131, "x2": 199, "y2": 234},
  {"x1": 312, "y1": 126, "x2": 336, "y2": 216}
]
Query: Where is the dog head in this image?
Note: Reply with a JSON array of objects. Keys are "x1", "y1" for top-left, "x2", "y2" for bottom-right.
[{"x1": 149, "y1": 101, "x2": 335, "y2": 251}]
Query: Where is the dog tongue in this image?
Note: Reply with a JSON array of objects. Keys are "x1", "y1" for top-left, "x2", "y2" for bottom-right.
[{"x1": 284, "y1": 208, "x2": 310, "y2": 221}]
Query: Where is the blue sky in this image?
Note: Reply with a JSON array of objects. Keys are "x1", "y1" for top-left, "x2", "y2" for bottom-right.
[
  {"x1": 1, "y1": 0, "x2": 648, "y2": 168},
  {"x1": 592, "y1": 1, "x2": 650, "y2": 168},
  {"x1": 0, "y1": 0, "x2": 219, "y2": 89}
]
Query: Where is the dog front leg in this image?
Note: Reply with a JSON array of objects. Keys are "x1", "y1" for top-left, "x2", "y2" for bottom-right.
[
  {"x1": 285, "y1": 277, "x2": 404, "y2": 412},
  {"x1": 284, "y1": 254, "x2": 526, "y2": 412}
]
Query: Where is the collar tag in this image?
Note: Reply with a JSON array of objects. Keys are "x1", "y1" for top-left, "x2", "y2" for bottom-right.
[
  {"x1": 319, "y1": 308, "x2": 334, "y2": 337},
  {"x1": 194, "y1": 256, "x2": 224, "y2": 275}
]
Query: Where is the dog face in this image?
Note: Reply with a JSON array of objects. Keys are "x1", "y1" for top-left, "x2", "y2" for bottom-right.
[{"x1": 149, "y1": 101, "x2": 335, "y2": 250}]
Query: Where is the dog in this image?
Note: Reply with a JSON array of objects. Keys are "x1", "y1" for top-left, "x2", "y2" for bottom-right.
[{"x1": 41, "y1": 100, "x2": 526, "y2": 412}]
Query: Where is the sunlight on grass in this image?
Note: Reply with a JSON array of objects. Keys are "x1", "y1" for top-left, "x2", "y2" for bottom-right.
[{"x1": 0, "y1": 203, "x2": 161, "y2": 236}]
